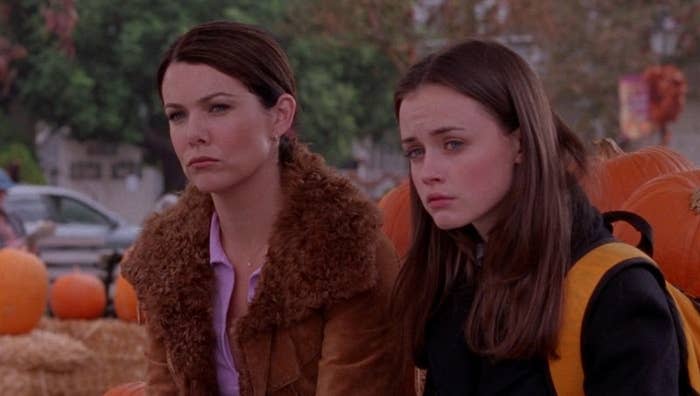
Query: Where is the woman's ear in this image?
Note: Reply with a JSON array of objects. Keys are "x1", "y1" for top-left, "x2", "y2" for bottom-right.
[
  {"x1": 511, "y1": 128, "x2": 523, "y2": 164},
  {"x1": 271, "y1": 94, "x2": 297, "y2": 139}
]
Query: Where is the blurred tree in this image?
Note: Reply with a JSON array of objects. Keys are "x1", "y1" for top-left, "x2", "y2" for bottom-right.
[
  {"x1": 286, "y1": 37, "x2": 398, "y2": 162},
  {"x1": 291, "y1": 0, "x2": 419, "y2": 72},
  {"x1": 3, "y1": 0, "x2": 404, "y2": 188},
  {"x1": 0, "y1": 142, "x2": 45, "y2": 184},
  {"x1": 9, "y1": 0, "x2": 695, "y2": 185},
  {"x1": 298, "y1": 0, "x2": 700, "y2": 142},
  {"x1": 221, "y1": 0, "x2": 400, "y2": 163},
  {"x1": 4, "y1": 0, "x2": 217, "y2": 190}
]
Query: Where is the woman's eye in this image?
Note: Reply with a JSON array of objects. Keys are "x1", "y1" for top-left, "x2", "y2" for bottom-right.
[
  {"x1": 445, "y1": 140, "x2": 463, "y2": 150},
  {"x1": 167, "y1": 111, "x2": 185, "y2": 122},
  {"x1": 210, "y1": 104, "x2": 230, "y2": 113},
  {"x1": 403, "y1": 147, "x2": 424, "y2": 160}
]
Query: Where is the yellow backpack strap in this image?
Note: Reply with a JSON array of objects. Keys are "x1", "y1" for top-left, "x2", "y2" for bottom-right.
[
  {"x1": 548, "y1": 242, "x2": 651, "y2": 395},
  {"x1": 666, "y1": 285, "x2": 700, "y2": 392}
]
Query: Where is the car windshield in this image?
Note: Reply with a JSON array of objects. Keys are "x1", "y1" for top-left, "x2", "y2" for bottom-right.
[
  {"x1": 5, "y1": 192, "x2": 114, "y2": 227},
  {"x1": 49, "y1": 195, "x2": 113, "y2": 226},
  {"x1": 5, "y1": 194, "x2": 48, "y2": 222}
]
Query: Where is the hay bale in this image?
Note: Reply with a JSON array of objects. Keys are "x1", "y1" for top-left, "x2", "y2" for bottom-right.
[
  {"x1": 0, "y1": 367, "x2": 37, "y2": 395},
  {"x1": 0, "y1": 330, "x2": 92, "y2": 371},
  {"x1": 0, "y1": 317, "x2": 148, "y2": 396},
  {"x1": 38, "y1": 317, "x2": 148, "y2": 395}
]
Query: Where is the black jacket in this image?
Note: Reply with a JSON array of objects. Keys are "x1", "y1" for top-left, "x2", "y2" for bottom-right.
[{"x1": 422, "y1": 188, "x2": 681, "y2": 395}]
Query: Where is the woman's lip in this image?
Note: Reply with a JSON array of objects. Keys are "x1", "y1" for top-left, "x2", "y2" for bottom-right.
[
  {"x1": 427, "y1": 197, "x2": 454, "y2": 209},
  {"x1": 187, "y1": 158, "x2": 219, "y2": 168}
]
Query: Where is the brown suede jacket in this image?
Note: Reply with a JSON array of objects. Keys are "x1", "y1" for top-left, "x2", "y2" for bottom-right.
[{"x1": 121, "y1": 144, "x2": 407, "y2": 395}]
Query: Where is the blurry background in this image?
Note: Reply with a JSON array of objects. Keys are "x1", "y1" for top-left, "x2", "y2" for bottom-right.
[{"x1": 1, "y1": 0, "x2": 699, "y2": 222}]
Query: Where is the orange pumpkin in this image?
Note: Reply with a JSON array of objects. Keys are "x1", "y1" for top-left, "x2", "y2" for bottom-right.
[
  {"x1": 114, "y1": 274, "x2": 139, "y2": 322},
  {"x1": 49, "y1": 271, "x2": 106, "y2": 319},
  {"x1": 0, "y1": 248, "x2": 48, "y2": 334},
  {"x1": 615, "y1": 170, "x2": 700, "y2": 297},
  {"x1": 378, "y1": 180, "x2": 412, "y2": 258},
  {"x1": 582, "y1": 141, "x2": 694, "y2": 213},
  {"x1": 103, "y1": 381, "x2": 146, "y2": 396}
]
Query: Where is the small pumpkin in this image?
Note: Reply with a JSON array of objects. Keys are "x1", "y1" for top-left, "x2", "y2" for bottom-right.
[
  {"x1": 49, "y1": 271, "x2": 106, "y2": 319},
  {"x1": 615, "y1": 170, "x2": 700, "y2": 297},
  {"x1": 114, "y1": 274, "x2": 139, "y2": 322},
  {"x1": 103, "y1": 381, "x2": 146, "y2": 396},
  {"x1": 378, "y1": 180, "x2": 412, "y2": 258},
  {"x1": 0, "y1": 248, "x2": 48, "y2": 334},
  {"x1": 582, "y1": 140, "x2": 694, "y2": 212}
]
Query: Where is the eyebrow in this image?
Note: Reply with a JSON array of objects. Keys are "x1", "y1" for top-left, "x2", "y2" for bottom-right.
[
  {"x1": 164, "y1": 92, "x2": 236, "y2": 109},
  {"x1": 400, "y1": 126, "x2": 465, "y2": 144}
]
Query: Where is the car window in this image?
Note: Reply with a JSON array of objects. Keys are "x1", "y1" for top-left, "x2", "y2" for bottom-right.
[
  {"x1": 50, "y1": 195, "x2": 114, "y2": 227},
  {"x1": 4, "y1": 194, "x2": 49, "y2": 222}
]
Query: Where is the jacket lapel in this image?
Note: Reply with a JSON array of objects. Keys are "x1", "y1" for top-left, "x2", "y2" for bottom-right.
[
  {"x1": 232, "y1": 330, "x2": 273, "y2": 396},
  {"x1": 234, "y1": 145, "x2": 382, "y2": 341}
]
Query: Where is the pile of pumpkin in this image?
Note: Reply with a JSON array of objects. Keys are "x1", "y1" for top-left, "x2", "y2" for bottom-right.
[
  {"x1": 380, "y1": 139, "x2": 700, "y2": 296},
  {"x1": 0, "y1": 249, "x2": 147, "y2": 396}
]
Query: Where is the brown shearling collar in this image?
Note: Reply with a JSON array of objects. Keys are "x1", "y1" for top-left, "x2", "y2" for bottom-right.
[{"x1": 122, "y1": 143, "x2": 381, "y2": 392}]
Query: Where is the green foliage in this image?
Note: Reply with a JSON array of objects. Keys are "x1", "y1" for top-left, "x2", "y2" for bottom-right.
[
  {"x1": 0, "y1": 143, "x2": 45, "y2": 184},
  {"x1": 289, "y1": 37, "x2": 397, "y2": 163},
  {"x1": 6, "y1": 0, "x2": 400, "y2": 166},
  {"x1": 15, "y1": 0, "x2": 202, "y2": 143}
]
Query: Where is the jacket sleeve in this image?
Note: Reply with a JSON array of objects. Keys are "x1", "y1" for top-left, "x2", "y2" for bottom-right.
[
  {"x1": 144, "y1": 321, "x2": 181, "y2": 395},
  {"x1": 582, "y1": 264, "x2": 681, "y2": 396},
  {"x1": 315, "y1": 237, "x2": 414, "y2": 395},
  {"x1": 120, "y1": 247, "x2": 180, "y2": 395}
]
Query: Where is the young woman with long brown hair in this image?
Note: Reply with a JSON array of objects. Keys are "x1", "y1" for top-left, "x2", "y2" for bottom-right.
[{"x1": 391, "y1": 39, "x2": 682, "y2": 395}]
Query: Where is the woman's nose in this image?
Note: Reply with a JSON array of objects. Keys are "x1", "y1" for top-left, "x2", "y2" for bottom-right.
[
  {"x1": 185, "y1": 113, "x2": 210, "y2": 146},
  {"x1": 419, "y1": 153, "x2": 446, "y2": 185}
]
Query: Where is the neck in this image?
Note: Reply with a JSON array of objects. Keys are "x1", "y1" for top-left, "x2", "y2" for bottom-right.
[{"x1": 211, "y1": 162, "x2": 282, "y2": 264}]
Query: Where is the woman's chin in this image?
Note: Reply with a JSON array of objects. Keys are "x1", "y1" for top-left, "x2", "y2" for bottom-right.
[
  {"x1": 189, "y1": 179, "x2": 231, "y2": 194},
  {"x1": 432, "y1": 218, "x2": 468, "y2": 231}
]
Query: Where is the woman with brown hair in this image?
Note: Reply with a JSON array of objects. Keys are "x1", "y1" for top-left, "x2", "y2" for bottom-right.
[
  {"x1": 391, "y1": 39, "x2": 682, "y2": 395},
  {"x1": 121, "y1": 20, "x2": 404, "y2": 395}
]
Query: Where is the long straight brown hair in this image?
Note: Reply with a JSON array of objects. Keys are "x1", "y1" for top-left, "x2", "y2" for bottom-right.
[{"x1": 391, "y1": 39, "x2": 588, "y2": 364}]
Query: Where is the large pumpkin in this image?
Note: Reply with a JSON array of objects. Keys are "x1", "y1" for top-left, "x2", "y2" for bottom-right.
[
  {"x1": 103, "y1": 381, "x2": 146, "y2": 396},
  {"x1": 114, "y1": 275, "x2": 139, "y2": 322},
  {"x1": 582, "y1": 140, "x2": 694, "y2": 212},
  {"x1": 378, "y1": 180, "x2": 412, "y2": 258},
  {"x1": 615, "y1": 170, "x2": 700, "y2": 297},
  {"x1": 0, "y1": 248, "x2": 48, "y2": 334},
  {"x1": 49, "y1": 271, "x2": 106, "y2": 319}
]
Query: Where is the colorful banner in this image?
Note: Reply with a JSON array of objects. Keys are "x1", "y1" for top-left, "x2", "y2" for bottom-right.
[{"x1": 618, "y1": 74, "x2": 653, "y2": 141}]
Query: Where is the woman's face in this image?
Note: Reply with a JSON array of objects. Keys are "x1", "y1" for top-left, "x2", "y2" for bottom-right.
[
  {"x1": 162, "y1": 62, "x2": 284, "y2": 194},
  {"x1": 399, "y1": 84, "x2": 521, "y2": 237}
]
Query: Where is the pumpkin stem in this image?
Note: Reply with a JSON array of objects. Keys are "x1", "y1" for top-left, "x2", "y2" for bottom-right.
[
  {"x1": 691, "y1": 188, "x2": 700, "y2": 214},
  {"x1": 592, "y1": 138, "x2": 624, "y2": 159}
]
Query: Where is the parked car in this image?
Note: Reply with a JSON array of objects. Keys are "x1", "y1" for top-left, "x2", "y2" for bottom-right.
[{"x1": 4, "y1": 185, "x2": 140, "y2": 286}]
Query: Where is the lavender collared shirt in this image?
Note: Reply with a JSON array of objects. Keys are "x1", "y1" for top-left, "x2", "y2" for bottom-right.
[{"x1": 210, "y1": 213, "x2": 262, "y2": 396}]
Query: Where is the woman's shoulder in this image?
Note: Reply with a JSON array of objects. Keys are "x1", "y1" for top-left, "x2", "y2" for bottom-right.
[
  {"x1": 120, "y1": 186, "x2": 212, "y2": 287},
  {"x1": 283, "y1": 143, "x2": 380, "y2": 217},
  {"x1": 581, "y1": 258, "x2": 676, "y2": 349},
  {"x1": 580, "y1": 261, "x2": 681, "y2": 394},
  {"x1": 278, "y1": 143, "x2": 383, "y2": 253},
  {"x1": 373, "y1": 231, "x2": 401, "y2": 293},
  {"x1": 586, "y1": 260, "x2": 668, "y2": 317}
]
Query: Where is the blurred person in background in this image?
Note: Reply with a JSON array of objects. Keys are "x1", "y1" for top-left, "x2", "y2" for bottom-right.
[
  {"x1": 0, "y1": 168, "x2": 25, "y2": 249},
  {"x1": 121, "y1": 20, "x2": 408, "y2": 396},
  {"x1": 152, "y1": 192, "x2": 179, "y2": 213}
]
